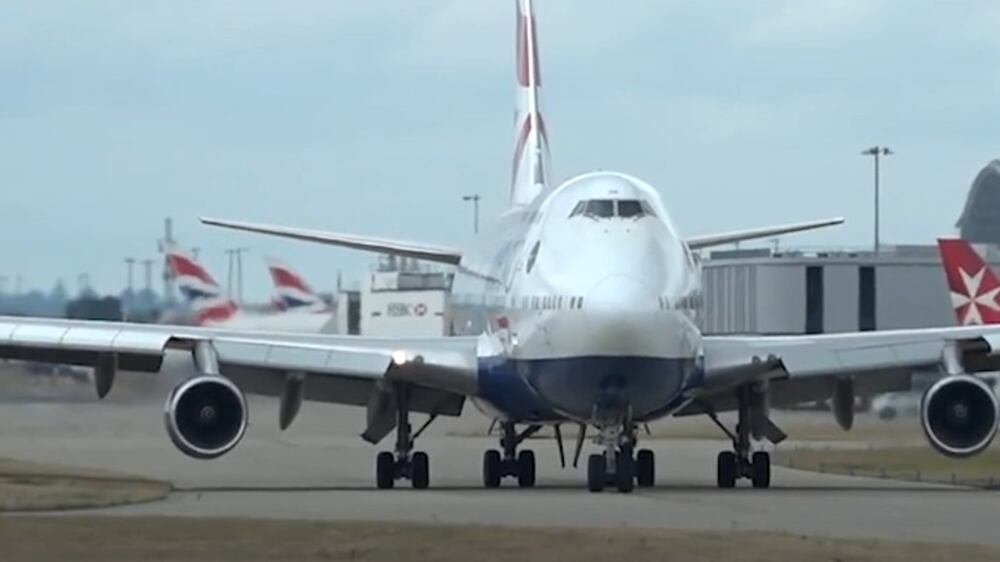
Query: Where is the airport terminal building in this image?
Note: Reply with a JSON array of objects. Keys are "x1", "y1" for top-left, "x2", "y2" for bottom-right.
[
  {"x1": 703, "y1": 158, "x2": 1000, "y2": 335},
  {"x1": 701, "y1": 245, "x2": 959, "y2": 335}
]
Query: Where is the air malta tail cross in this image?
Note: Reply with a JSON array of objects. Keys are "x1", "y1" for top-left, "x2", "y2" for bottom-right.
[{"x1": 938, "y1": 239, "x2": 1000, "y2": 325}]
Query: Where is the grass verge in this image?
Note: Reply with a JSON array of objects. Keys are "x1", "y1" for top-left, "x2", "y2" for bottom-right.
[
  {"x1": 0, "y1": 457, "x2": 170, "y2": 511},
  {"x1": 774, "y1": 447, "x2": 1000, "y2": 488},
  {"x1": 3, "y1": 517, "x2": 1000, "y2": 562}
]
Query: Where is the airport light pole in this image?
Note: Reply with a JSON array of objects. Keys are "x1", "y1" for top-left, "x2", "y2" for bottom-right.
[
  {"x1": 124, "y1": 257, "x2": 136, "y2": 321},
  {"x1": 225, "y1": 247, "x2": 249, "y2": 304},
  {"x1": 462, "y1": 194, "x2": 481, "y2": 234},
  {"x1": 862, "y1": 146, "x2": 892, "y2": 254}
]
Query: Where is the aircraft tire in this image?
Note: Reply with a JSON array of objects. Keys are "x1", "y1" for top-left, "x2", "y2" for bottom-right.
[
  {"x1": 751, "y1": 451, "x2": 771, "y2": 489},
  {"x1": 376, "y1": 451, "x2": 395, "y2": 490},
  {"x1": 411, "y1": 451, "x2": 430, "y2": 489},
  {"x1": 517, "y1": 450, "x2": 536, "y2": 488},
  {"x1": 717, "y1": 451, "x2": 737, "y2": 489},
  {"x1": 615, "y1": 452, "x2": 635, "y2": 493},
  {"x1": 483, "y1": 450, "x2": 502, "y2": 488},
  {"x1": 587, "y1": 454, "x2": 605, "y2": 492},
  {"x1": 635, "y1": 449, "x2": 655, "y2": 487}
]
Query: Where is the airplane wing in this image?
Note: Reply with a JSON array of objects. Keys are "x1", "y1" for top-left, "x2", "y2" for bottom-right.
[
  {"x1": 201, "y1": 217, "x2": 463, "y2": 266},
  {"x1": 0, "y1": 316, "x2": 478, "y2": 443},
  {"x1": 684, "y1": 217, "x2": 844, "y2": 250},
  {"x1": 680, "y1": 325, "x2": 1000, "y2": 417}
]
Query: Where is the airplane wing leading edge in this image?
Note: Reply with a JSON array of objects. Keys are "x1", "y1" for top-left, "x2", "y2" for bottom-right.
[
  {"x1": 685, "y1": 217, "x2": 845, "y2": 250},
  {"x1": 201, "y1": 218, "x2": 464, "y2": 266}
]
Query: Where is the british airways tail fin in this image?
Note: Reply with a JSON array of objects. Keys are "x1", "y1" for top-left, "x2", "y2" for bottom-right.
[
  {"x1": 164, "y1": 244, "x2": 238, "y2": 325},
  {"x1": 937, "y1": 238, "x2": 1000, "y2": 326},
  {"x1": 265, "y1": 257, "x2": 327, "y2": 312},
  {"x1": 510, "y1": 0, "x2": 550, "y2": 207}
]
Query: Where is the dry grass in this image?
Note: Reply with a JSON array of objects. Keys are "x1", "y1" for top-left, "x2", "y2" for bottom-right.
[
  {"x1": 0, "y1": 457, "x2": 170, "y2": 511},
  {"x1": 774, "y1": 447, "x2": 1000, "y2": 487},
  {"x1": 2, "y1": 517, "x2": 999, "y2": 562}
]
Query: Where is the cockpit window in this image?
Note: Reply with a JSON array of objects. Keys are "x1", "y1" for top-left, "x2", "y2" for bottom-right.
[
  {"x1": 568, "y1": 199, "x2": 655, "y2": 219},
  {"x1": 617, "y1": 200, "x2": 643, "y2": 218},
  {"x1": 640, "y1": 200, "x2": 657, "y2": 217},
  {"x1": 585, "y1": 199, "x2": 615, "y2": 218}
]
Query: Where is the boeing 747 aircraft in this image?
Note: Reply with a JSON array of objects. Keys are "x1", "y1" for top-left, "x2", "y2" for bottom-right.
[{"x1": 3, "y1": 1, "x2": 1000, "y2": 493}]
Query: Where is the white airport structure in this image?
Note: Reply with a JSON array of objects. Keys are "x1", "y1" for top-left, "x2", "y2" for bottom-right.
[{"x1": 361, "y1": 256, "x2": 451, "y2": 337}]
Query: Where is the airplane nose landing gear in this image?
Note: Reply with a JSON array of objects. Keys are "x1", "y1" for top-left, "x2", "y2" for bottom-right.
[
  {"x1": 586, "y1": 421, "x2": 655, "y2": 493},
  {"x1": 482, "y1": 422, "x2": 539, "y2": 488}
]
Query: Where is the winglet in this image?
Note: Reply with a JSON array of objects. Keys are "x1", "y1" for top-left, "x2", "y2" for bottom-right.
[
  {"x1": 201, "y1": 217, "x2": 463, "y2": 266},
  {"x1": 685, "y1": 217, "x2": 844, "y2": 250}
]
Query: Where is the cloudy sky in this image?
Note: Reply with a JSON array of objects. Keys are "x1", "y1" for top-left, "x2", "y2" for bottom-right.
[{"x1": 2, "y1": 0, "x2": 998, "y2": 298}]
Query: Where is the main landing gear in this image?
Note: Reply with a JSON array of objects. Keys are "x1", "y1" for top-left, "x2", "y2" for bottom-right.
[
  {"x1": 707, "y1": 385, "x2": 772, "y2": 489},
  {"x1": 375, "y1": 385, "x2": 436, "y2": 490},
  {"x1": 586, "y1": 422, "x2": 655, "y2": 493},
  {"x1": 482, "y1": 422, "x2": 540, "y2": 488}
]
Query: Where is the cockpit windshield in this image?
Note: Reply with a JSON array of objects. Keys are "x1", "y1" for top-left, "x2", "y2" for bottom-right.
[{"x1": 569, "y1": 199, "x2": 656, "y2": 219}]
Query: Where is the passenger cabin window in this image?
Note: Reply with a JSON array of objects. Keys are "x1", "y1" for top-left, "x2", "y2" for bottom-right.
[{"x1": 569, "y1": 199, "x2": 655, "y2": 219}]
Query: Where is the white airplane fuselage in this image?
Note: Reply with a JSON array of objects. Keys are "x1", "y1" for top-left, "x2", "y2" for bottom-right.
[
  {"x1": 454, "y1": 171, "x2": 704, "y2": 425},
  {"x1": 203, "y1": 310, "x2": 334, "y2": 333}
]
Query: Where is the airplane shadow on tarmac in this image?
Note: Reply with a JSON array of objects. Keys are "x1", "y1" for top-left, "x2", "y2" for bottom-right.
[{"x1": 171, "y1": 483, "x2": 978, "y2": 494}]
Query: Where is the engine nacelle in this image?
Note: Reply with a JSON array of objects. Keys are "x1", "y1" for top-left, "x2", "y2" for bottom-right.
[
  {"x1": 831, "y1": 377, "x2": 855, "y2": 431},
  {"x1": 164, "y1": 375, "x2": 248, "y2": 460},
  {"x1": 921, "y1": 374, "x2": 999, "y2": 458}
]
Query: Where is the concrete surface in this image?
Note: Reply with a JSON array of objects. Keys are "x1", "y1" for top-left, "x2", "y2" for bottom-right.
[{"x1": 1, "y1": 365, "x2": 998, "y2": 546}]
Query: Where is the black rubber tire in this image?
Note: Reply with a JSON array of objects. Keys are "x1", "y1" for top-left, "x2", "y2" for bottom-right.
[
  {"x1": 411, "y1": 451, "x2": 430, "y2": 490},
  {"x1": 751, "y1": 451, "x2": 771, "y2": 489},
  {"x1": 635, "y1": 449, "x2": 655, "y2": 487},
  {"x1": 483, "y1": 449, "x2": 502, "y2": 488},
  {"x1": 587, "y1": 453, "x2": 605, "y2": 492},
  {"x1": 376, "y1": 451, "x2": 395, "y2": 490},
  {"x1": 615, "y1": 452, "x2": 635, "y2": 493},
  {"x1": 517, "y1": 450, "x2": 536, "y2": 488},
  {"x1": 717, "y1": 451, "x2": 737, "y2": 489}
]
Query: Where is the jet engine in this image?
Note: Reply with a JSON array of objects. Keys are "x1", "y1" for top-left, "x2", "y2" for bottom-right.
[
  {"x1": 921, "y1": 374, "x2": 999, "y2": 458},
  {"x1": 164, "y1": 375, "x2": 248, "y2": 459}
]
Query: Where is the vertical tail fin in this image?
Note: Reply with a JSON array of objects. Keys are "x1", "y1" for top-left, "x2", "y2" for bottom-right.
[
  {"x1": 164, "y1": 244, "x2": 238, "y2": 325},
  {"x1": 265, "y1": 257, "x2": 327, "y2": 312},
  {"x1": 510, "y1": 0, "x2": 550, "y2": 206},
  {"x1": 937, "y1": 238, "x2": 1000, "y2": 325}
]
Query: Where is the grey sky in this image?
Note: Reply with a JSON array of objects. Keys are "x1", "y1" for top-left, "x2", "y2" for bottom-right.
[{"x1": 2, "y1": 1, "x2": 998, "y2": 298}]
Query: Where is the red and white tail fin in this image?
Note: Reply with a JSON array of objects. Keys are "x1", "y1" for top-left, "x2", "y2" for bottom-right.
[
  {"x1": 510, "y1": 0, "x2": 550, "y2": 207},
  {"x1": 265, "y1": 257, "x2": 327, "y2": 312},
  {"x1": 937, "y1": 238, "x2": 1000, "y2": 326},
  {"x1": 164, "y1": 244, "x2": 238, "y2": 325}
]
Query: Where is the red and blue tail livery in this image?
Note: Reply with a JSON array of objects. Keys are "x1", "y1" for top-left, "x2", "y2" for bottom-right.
[
  {"x1": 266, "y1": 257, "x2": 327, "y2": 312},
  {"x1": 164, "y1": 244, "x2": 238, "y2": 325}
]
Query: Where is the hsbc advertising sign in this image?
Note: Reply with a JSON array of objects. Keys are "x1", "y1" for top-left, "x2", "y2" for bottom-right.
[{"x1": 386, "y1": 302, "x2": 429, "y2": 317}]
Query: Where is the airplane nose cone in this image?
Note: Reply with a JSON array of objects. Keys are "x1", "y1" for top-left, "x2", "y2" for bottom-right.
[
  {"x1": 586, "y1": 274, "x2": 657, "y2": 312},
  {"x1": 583, "y1": 275, "x2": 661, "y2": 356}
]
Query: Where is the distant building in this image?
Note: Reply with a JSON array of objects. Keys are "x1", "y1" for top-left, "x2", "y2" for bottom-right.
[{"x1": 956, "y1": 159, "x2": 1000, "y2": 242}]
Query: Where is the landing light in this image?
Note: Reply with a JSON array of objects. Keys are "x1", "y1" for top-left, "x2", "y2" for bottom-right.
[{"x1": 391, "y1": 350, "x2": 409, "y2": 365}]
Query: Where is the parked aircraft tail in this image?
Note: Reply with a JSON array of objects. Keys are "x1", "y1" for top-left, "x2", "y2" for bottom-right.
[
  {"x1": 164, "y1": 245, "x2": 238, "y2": 325},
  {"x1": 937, "y1": 238, "x2": 1000, "y2": 326},
  {"x1": 265, "y1": 257, "x2": 327, "y2": 312}
]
